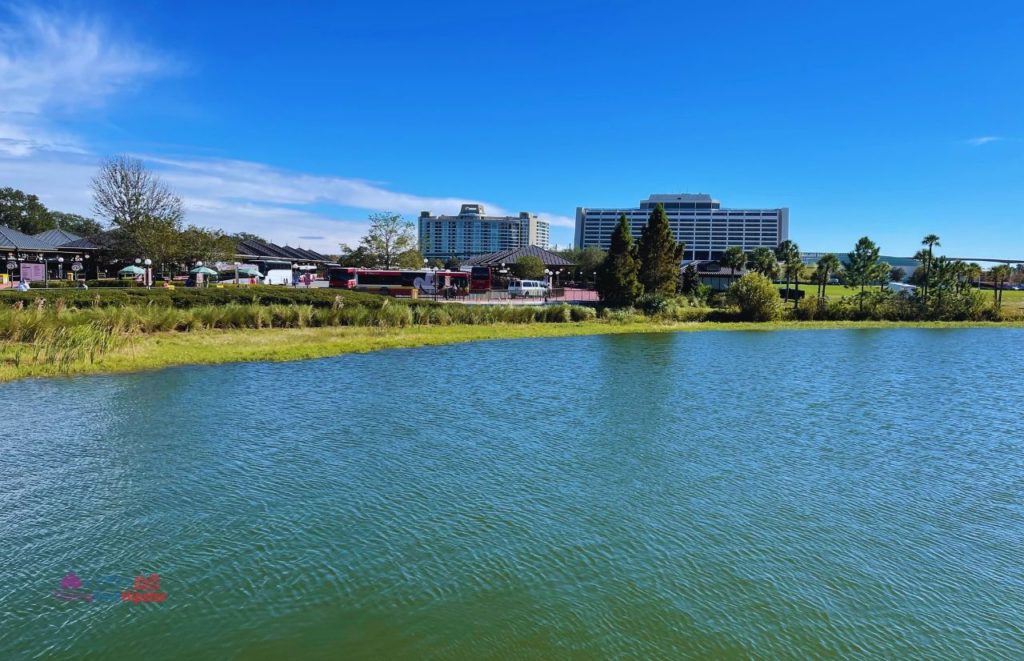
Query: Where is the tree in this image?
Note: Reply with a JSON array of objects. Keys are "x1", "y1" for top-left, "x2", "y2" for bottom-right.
[
  {"x1": 680, "y1": 263, "x2": 701, "y2": 295},
  {"x1": 920, "y1": 234, "x2": 941, "y2": 299},
  {"x1": 875, "y1": 261, "x2": 892, "y2": 291},
  {"x1": 775, "y1": 240, "x2": 802, "y2": 306},
  {"x1": 351, "y1": 212, "x2": 417, "y2": 269},
  {"x1": 90, "y1": 156, "x2": 185, "y2": 273},
  {"x1": 846, "y1": 236, "x2": 881, "y2": 312},
  {"x1": 729, "y1": 272, "x2": 782, "y2": 321},
  {"x1": 426, "y1": 258, "x2": 445, "y2": 269},
  {"x1": 815, "y1": 253, "x2": 842, "y2": 300},
  {"x1": 514, "y1": 255, "x2": 545, "y2": 280},
  {"x1": 395, "y1": 248, "x2": 425, "y2": 269},
  {"x1": 720, "y1": 246, "x2": 747, "y2": 282},
  {"x1": 91, "y1": 155, "x2": 184, "y2": 231},
  {"x1": 0, "y1": 187, "x2": 53, "y2": 234},
  {"x1": 636, "y1": 203, "x2": 684, "y2": 295},
  {"x1": 49, "y1": 211, "x2": 103, "y2": 237},
  {"x1": 748, "y1": 247, "x2": 780, "y2": 279},
  {"x1": 562, "y1": 246, "x2": 607, "y2": 283},
  {"x1": 991, "y1": 264, "x2": 1012, "y2": 309},
  {"x1": 964, "y1": 263, "x2": 982, "y2": 291},
  {"x1": 176, "y1": 226, "x2": 235, "y2": 268},
  {"x1": 889, "y1": 266, "x2": 906, "y2": 283},
  {"x1": 337, "y1": 244, "x2": 379, "y2": 267},
  {"x1": 596, "y1": 215, "x2": 642, "y2": 307}
]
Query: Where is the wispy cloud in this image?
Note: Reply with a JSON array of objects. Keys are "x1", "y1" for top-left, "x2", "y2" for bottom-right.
[
  {"x1": 964, "y1": 136, "x2": 1002, "y2": 146},
  {"x1": 0, "y1": 6, "x2": 575, "y2": 249},
  {"x1": 0, "y1": 149, "x2": 575, "y2": 251},
  {"x1": 0, "y1": 4, "x2": 171, "y2": 155}
]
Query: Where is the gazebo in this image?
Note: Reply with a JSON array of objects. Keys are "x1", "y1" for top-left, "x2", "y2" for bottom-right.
[
  {"x1": 462, "y1": 245, "x2": 575, "y2": 288},
  {"x1": 462, "y1": 245, "x2": 573, "y2": 270}
]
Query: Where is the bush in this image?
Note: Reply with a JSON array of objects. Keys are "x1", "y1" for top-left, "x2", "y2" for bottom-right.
[
  {"x1": 569, "y1": 305, "x2": 597, "y2": 322},
  {"x1": 600, "y1": 307, "x2": 644, "y2": 323},
  {"x1": 729, "y1": 273, "x2": 783, "y2": 322},
  {"x1": 635, "y1": 293, "x2": 670, "y2": 316}
]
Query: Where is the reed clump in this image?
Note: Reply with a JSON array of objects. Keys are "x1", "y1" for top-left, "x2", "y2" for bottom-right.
[{"x1": 0, "y1": 299, "x2": 598, "y2": 371}]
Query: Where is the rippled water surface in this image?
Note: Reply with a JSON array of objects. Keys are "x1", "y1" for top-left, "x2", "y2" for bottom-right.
[{"x1": 2, "y1": 328, "x2": 1023, "y2": 658}]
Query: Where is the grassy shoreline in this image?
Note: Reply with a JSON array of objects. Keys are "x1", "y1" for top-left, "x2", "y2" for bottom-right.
[{"x1": 3, "y1": 319, "x2": 1022, "y2": 382}]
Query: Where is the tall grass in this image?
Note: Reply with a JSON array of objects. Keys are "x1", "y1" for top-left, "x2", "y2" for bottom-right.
[{"x1": 0, "y1": 298, "x2": 598, "y2": 371}]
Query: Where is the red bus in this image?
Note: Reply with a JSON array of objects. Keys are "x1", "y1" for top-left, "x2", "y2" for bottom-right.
[
  {"x1": 327, "y1": 267, "x2": 469, "y2": 298},
  {"x1": 467, "y1": 266, "x2": 492, "y2": 293}
]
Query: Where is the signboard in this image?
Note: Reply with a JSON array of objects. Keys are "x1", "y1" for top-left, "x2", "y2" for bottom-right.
[
  {"x1": 5, "y1": 261, "x2": 15, "y2": 270},
  {"x1": 20, "y1": 262, "x2": 45, "y2": 282},
  {"x1": 71, "y1": 263, "x2": 83, "y2": 272}
]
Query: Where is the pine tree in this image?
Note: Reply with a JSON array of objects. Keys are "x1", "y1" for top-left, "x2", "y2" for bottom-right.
[
  {"x1": 637, "y1": 203, "x2": 684, "y2": 295},
  {"x1": 596, "y1": 215, "x2": 642, "y2": 307},
  {"x1": 846, "y1": 236, "x2": 881, "y2": 313}
]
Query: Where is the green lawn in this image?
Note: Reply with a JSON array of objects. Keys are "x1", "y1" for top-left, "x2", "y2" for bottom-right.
[{"x1": 798, "y1": 284, "x2": 1024, "y2": 311}]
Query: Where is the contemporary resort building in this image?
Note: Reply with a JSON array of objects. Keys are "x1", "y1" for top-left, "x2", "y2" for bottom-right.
[
  {"x1": 419, "y1": 204, "x2": 550, "y2": 260},
  {"x1": 575, "y1": 194, "x2": 789, "y2": 262}
]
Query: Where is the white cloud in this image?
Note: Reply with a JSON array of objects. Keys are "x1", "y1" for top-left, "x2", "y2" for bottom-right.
[
  {"x1": 964, "y1": 136, "x2": 1002, "y2": 146},
  {"x1": 0, "y1": 4, "x2": 170, "y2": 154},
  {"x1": 1, "y1": 149, "x2": 576, "y2": 252},
  {"x1": 0, "y1": 6, "x2": 576, "y2": 251}
]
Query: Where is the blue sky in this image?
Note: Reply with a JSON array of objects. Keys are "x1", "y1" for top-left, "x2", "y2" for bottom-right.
[{"x1": 1, "y1": 0, "x2": 1023, "y2": 258}]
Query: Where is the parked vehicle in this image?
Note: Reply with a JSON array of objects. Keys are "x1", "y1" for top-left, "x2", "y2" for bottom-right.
[
  {"x1": 466, "y1": 266, "x2": 492, "y2": 293},
  {"x1": 508, "y1": 279, "x2": 548, "y2": 298},
  {"x1": 326, "y1": 267, "x2": 469, "y2": 297}
]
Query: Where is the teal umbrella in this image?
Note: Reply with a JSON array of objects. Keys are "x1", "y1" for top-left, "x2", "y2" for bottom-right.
[
  {"x1": 189, "y1": 266, "x2": 219, "y2": 275},
  {"x1": 118, "y1": 265, "x2": 145, "y2": 276},
  {"x1": 234, "y1": 267, "x2": 262, "y2": 278}
]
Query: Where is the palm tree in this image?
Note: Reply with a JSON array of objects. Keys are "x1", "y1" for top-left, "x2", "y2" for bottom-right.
[
  {"x1": 815, "y1": 253, "x2": 842, "y2": 300},
  {"x1": 775, "y1": 240, "x2": 800, "y2": 304},
  {"x1": 749, "y1": 247, "x2": 780, "y2": 279},
  {"x1": 992, "y1": 264, "x2": 1012, "y2": 309},
  {"x1": 720, "y1": 246, "x2": 747, "y2": 283},
  {"x1": 965, "y1": 263, "x2": 982, "y2": 291},
  {"x1": 921, "y1": 234, "x2": 940, "y2": 299}
]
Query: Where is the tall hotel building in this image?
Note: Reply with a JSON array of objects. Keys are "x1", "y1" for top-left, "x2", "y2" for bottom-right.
[
  {"x1": 419, "y1": 204, "x2": 550, "y2": 260},
  {"x1": 575, "y1": 194, "x2": 789, "y2": 262}
]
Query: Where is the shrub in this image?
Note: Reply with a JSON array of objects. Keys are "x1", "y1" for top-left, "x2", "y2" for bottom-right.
[
  {"x1": 728, "y1": 273, "x2": 782, "y2": 321},
  {"x1": 541, "y1": 304, "x2": 572, "y2": 323},
  {"x1": 569, "y1": 305, "x2": 597, "y2": 322},
  {"x1": 600, "y1": 307, "x2": 643, "y2": 323},
  {"x1": 635, "y1": 293, "x2": 670, "y2": 316}
]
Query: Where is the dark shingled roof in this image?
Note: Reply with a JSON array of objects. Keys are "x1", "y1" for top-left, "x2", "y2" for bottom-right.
[
  {"x1": 462, "y1": 245, "x2": 573, "y2": 267},
  {"x1": 58, "y1": 236, "x2": 101, "y2": 250},
  {"x1": 34, "y1": 228, "x2": 83, "y2": 247},
  {"x1": 235, "y1": 238, "x2": 329, "y2": 262},
  {"x1": 0, "y1": 225, "x2": 55, "y2": 251}
]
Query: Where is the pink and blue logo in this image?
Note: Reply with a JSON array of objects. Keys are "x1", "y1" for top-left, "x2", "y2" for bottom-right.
[{"x1": 52, "y1": 572, "x2": 167, "y2": 604}]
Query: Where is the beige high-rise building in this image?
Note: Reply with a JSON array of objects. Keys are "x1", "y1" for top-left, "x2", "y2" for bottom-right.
[{"x1": 419, "y1": 204, "x2": 549, "y2": 260}]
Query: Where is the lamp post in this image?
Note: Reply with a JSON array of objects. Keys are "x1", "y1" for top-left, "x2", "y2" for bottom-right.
[
  {"x1": 57, "y1": 256, "x2": 64, "y2": 280},
  {"x1": 196, "y1": 261, "x2": 205, "y2": 288},
  {"x1": 234, "y1": 261, "x2": 240, "y2": 285},
  {"x1": 144, "y1": 258, "x2": 152, "y2": 288}
]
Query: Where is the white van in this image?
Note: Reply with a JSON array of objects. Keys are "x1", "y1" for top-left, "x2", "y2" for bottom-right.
[{"x1": 508, "y1": 279, "x2": 548, "y2": 298}]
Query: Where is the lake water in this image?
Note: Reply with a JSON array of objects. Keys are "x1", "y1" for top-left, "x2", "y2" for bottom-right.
[{"x1": 2, "y1": 328, "x2": 1023, "y2": 658}]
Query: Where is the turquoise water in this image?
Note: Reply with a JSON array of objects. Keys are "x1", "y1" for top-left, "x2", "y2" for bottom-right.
[{"x1": 1, "y1": 328, "x2": 1023, "y2": 658}]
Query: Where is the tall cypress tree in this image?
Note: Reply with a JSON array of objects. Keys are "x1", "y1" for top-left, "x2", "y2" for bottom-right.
[
  {"x1": 596, "y1": 215, "x2": 642, "y2": 307},
  {"x1": 637, "y1": 203, "x2": 684, "y2": 295}
]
